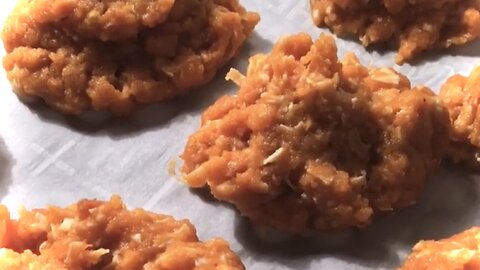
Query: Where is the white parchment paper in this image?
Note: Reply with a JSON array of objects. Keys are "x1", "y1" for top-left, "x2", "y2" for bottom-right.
[{"x1": 0, "y1": 1, "x2": 479, "y2": 269}]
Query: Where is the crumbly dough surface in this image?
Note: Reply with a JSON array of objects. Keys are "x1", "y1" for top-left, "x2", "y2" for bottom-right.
[
  {"x1": 181, "y1": 34, "x2": 449, "y2": 233},
  {"x1": 310, "y1": 0, "x2": 480, "y2": 64},
  {"x1": 2, "y1": 0, "x2": 259, "y2": 115},
  {"x1": 440, "y1": 67, "x2": 480, "y2": 169},
  {"x1": 400, "y1": 227, "x2": 480, "y2": 270},
  {"x1": 0, "y1": 196, "x2": 244, "y2": 269}
]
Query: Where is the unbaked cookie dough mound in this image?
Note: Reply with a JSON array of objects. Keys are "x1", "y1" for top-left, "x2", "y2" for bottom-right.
[
  {"x1": 439, "y1": 67, "x2": 480, "y2": 169},
  {"x1": 2, "y1": 0, "x2": 259, "y2": 116},
  {"x1": 0, "y1": 196, "x2": 244, "y2": 269},
  {"x1": 310, "y1": 0, "x2": 480, "y2": 64},
  {"x1": 400, "y1": 227, "x2": 480, "y2": 269},
  {"x1": 181, "y1": 34, "x2": 450, "y2": 234}
]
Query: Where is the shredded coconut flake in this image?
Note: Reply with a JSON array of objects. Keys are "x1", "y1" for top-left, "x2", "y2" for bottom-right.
[
  {"x1": 263, "y1": 148, "x2": 285, "y2": 166},
  {"x1": 226, "y1": 68, "x2": 246, "y2": 86},
  {"x1": 59, "y1": 218, "x2": 74, "y2": 231},
  {"x1": 131, "y1": 233, "x2": 142, "y2": 243}
]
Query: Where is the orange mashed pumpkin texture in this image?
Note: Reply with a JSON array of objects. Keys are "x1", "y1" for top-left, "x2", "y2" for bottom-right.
[
  {"x1": 181, "y1": 33, "x2": 450, "y2": 233},
  {"x1": 400, "y1": 227, "x2": 480, "y2": 270},
  {"x1": 310, "y1": 0, "x2": 480, "y2": 64},
  {"x1": 440, "y1": 67, "x2": 480, "y2": 169},
  {"x1": 0, "y1": 196, "x2": 244, "y2": 269},
  {"x1": 2, "y1": 0, "x2": 259, "y2": 115}
]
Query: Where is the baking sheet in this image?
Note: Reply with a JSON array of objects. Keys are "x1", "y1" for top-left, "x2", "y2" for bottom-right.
[{"x1": 0, "y1": 1, "x2": 479, "y2": 269}]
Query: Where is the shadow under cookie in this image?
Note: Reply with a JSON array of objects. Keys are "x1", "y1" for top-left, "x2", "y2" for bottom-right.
[{"x1": 0, "y1": 138, "x2": 13, "y2": 200}]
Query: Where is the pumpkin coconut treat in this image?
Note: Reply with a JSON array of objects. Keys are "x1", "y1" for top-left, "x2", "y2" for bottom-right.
[
  {"x1": 1, "y1": 0, "x2": 259, "y2": 116},
  {"x1": 310, "y1": 0, "x2": 480, "y2": 64},
  {"x1": 439, "y1": 67, "x2": 480, "y2": 169},
  {"x1": 400, "y1": 227, "x2": 480, "y2": 269},
  {"x1": 181, "y1": 33, "x2": 450, "y2": 234},
  {"x1": 0, "y1": 196, "x2": 245, "y2": 269}
]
